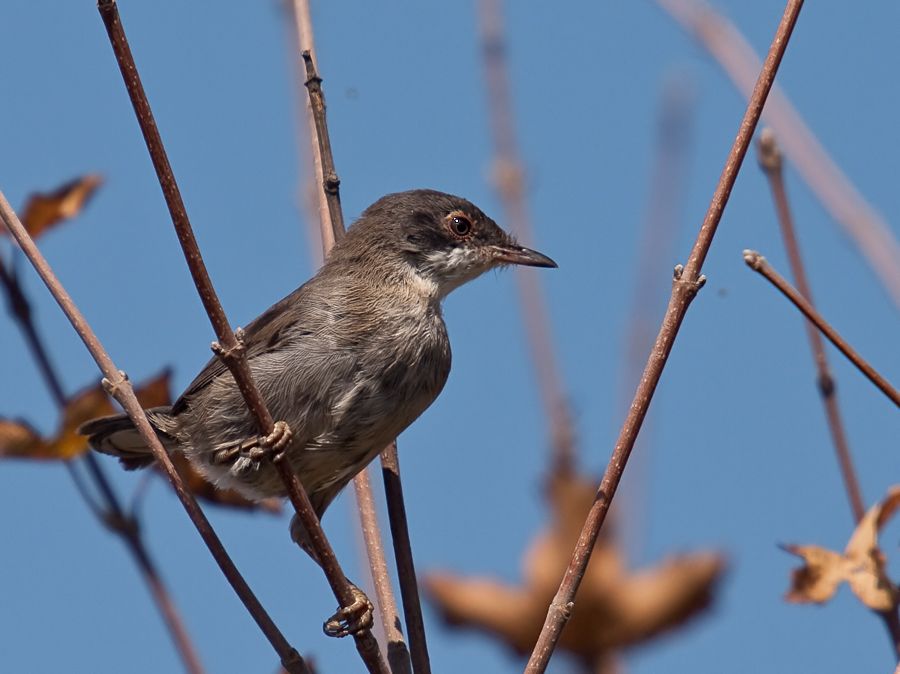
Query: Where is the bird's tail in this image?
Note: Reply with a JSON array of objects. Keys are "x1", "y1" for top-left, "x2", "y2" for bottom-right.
[{"x1": 79, "y1": 406, "x2": 176, "y2": 470}]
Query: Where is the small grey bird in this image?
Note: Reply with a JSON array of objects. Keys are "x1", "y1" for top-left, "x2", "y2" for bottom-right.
[{"x1": 80, "y1": 189, "x2": 555, "y2": 629}]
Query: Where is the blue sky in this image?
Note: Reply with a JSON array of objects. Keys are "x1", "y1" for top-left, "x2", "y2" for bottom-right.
[{"x1": 1, "y1": 1, "x2": 898, "y2": 673}]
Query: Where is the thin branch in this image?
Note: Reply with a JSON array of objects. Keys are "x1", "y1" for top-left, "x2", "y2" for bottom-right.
[
  {"x1": 477, "y1": 0, "x2": 575, "y2": 475},
  {"x1": 524, "y1": 2, "x2": 806, "y2": 671},
  {"x1": 756, "y1": 130, "x2": 900, "y2": 659},
  {"x1": 0, "y1": 191, "x2": 309, "y2": 674},
  {"x1": 294, "y1": 6, "x2": 430, "y2": 672},
  {"x1": 291, "y1": 16, "x2": 410, "y2": 669},
  {"x1": 743, "y1": 250, "x2": 900, "y2": 407},
  {"x1": 300, "y1": 51, "x2": 345, "y2": 245},
  {"x1": 354, "y1": 468, "x2": 413, "y2": 674},
  {"x1": 656, "y1": 0, "x2": 900, "y2": 309},
  {"x1": 380, "y1": 443, "x2": 429, "y2": 674},
  {"x1": 756, "y1": 129, "x2": 865, "y2": 521},
  {"x1": 95, "y1": 2, "x2": 385, "y2": 672},
  {"x1": 0, "y1": 256, "x2": 206, "y2": 674},
  {"x1": 287, "y1": 0, "x2": 332, "y2": 258}
]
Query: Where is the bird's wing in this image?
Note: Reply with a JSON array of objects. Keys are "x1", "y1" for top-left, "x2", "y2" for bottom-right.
[{"x1": 171, "y1": 283, "x2": 312, "y2": 415}]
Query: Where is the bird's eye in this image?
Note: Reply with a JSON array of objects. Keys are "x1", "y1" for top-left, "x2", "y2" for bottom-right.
[{"x1": 448, "y1": 214, "x2": 472, "y2": 237}]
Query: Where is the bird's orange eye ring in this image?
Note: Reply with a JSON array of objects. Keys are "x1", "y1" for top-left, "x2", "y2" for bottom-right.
[{"x1": 447, "y1": 212, "x2": 473, "y2": 237}]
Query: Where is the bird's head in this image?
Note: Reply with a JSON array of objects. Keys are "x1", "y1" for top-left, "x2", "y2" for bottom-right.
[{"x1": 331, "y1": 189, "x2": 556, "y2": 300}]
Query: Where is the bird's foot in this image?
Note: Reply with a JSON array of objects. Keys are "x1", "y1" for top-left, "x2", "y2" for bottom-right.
[
  {"x1": 247, "y1": 420, "x2": 293, "y2": 462},
  {"x1": 212, "y1": 420, "x2": 293, "y2": 473},
  {"x1": 323, "y1": 583, "x2": 374, "y2": 638}
]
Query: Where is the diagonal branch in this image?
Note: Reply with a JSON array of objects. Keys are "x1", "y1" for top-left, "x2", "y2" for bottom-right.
[
  {"x1": 756, "y1": 129, "x2": 865, "y2": 521},
  {"x1": 95, "y1": 2, "x2": 386, "y2": 672},
  {"x1": 0, "y1": 255, "x2": 206, "y2": 674},
  {"x1": 743, "y1": 250, "x2": 900, "y2": 407},
  {"x1": 292, "y1": 9, "x2": 424, "y2": 667},
  {"x1": 655, "y1": 0, "x2": 900, "y2": 309},
  {"x1": 0, "y1": 191, "x2": 309, "y2": 674},
  {"x1": 756, "y1": 130, "x2": 900, "y2": 658},
  {"x1": 523, "y1": 1, "x2": 806, "y2": 671}
]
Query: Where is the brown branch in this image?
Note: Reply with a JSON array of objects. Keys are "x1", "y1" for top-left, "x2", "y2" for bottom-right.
[
  {"x1": 354, "y1": 467, "x2": 413, "y2": 674},
  {"x1": 524, "y1": 2, "x2": 806, "y2": 671},
  {"x1": 301, "y1": 51, "x2": 345, "y2": 245},
  {"x1": 292, "y1": 22, "x2": 410, "y2": 671},
  {"x1": 287, "y1": 0, "x2": 332, "y2": 260},
  {"x1": 294, "y1": 7, "x2": 430, "y2": 672},
  {"x1": 95, "y1": 2, "x2": 385, "y2": 673},
  {"x1": 380, "y1": 443, "x2": 430, "y2": 674},
  {"x1": 0, "y1": 192, "x2": 309, "y2": 674},
  {"x1": 756, "y1": 129, "x2": 865, "y2": 521},
  {"x1": 656, "y1": 0, "x2": 900, "y2": 309},
  {"x1": 477, "y1": 0, "x2": 575, "y2": 476},
  {"x1": 743, "y1": 250, "x2": 900, "y2": 407},
  {"x1": 756, "y1": 130, "x2": 900, "y2": 658},
  {"x1": 0, "y1": 256, "x2": 206, "y2": 674}
]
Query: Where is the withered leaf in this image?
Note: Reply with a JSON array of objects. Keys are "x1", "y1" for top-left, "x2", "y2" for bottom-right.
[
  {"x1": 782, "y1": 486, "x2": 900, "y2": 611},
  {"x1": 0, "y1": 418, "x2": 49, "y2": 458},
  {"x1": 0, "y1": 369, "x2": 172, "y2": 461},
  {"x1": 15, "y1": 174, "x2": 103, "y2": 238},
  {"x1": 2, "y1": 369, "x2": 279, "y2": 514},
  {"x1": 425, "y1": 470, "x2": 725, "y2": 661}
]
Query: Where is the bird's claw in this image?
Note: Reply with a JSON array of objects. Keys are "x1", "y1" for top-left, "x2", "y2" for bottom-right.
[
  {"x1": 323, "y1": 585, "x2": 374, "y2": 638},
  {"x1": 253, "y1": 420, "x2": 293, "y2": 462},
  {"x1": 213, "y1": 421, "x2": 293, "y2": 472},
  {"x1": 242, "y1": 420, "x2": 292, "y2": 463}
]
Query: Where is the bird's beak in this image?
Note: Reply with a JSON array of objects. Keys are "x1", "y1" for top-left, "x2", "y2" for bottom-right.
[{"x1": 490, "y1": 244, "x2": 558, "y2": 268}]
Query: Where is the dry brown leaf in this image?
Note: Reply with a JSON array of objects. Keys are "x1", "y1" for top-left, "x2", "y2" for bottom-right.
[
  {"x1": 15, "y1": 174, "x2": 103, "y2": 238},
  {"x1": 782, "y1": 486, "x2": 900, "y2": 611},
  {"x1": 0, "y1": 370, "x2": 172, "y2": 461},
  {"x1": 0, "y1": 418, "x2": 50, "y2": 458},
  {"x1": 425, "y1": 470, "x2": 725, "y2": 661},
  {"x1": 1, "y1": 370, "x2": 279, "y2": 513}
]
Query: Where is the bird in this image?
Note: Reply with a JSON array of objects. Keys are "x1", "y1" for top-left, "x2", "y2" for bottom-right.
[{"x1": 79, "y1": 188, "x2": 556, "y2": 633}]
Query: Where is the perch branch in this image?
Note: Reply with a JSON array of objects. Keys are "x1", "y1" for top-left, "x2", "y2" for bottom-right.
[
  {"x1": 95, "y1": 1, "x2": 386, "y2": 672},
  {"x1": 0, "y1": 256, "x2": 206, "y2": 674},
  {"x1": 0, "y1": 190, "x2": 309, "y2": 674},
  {"x1": 743, "y1": 251, "x2": 900, "y2": 407},
  {"x1": 524, "y1": 1, "x2": 806, "y2": 671},
  {"x1": 293, "y1": 16, "x2": 421, "y2": 670}
]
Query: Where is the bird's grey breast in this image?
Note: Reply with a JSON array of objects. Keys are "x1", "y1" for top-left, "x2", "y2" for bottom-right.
[{"x1": 320, "y1": 298, "x2": 452, "y2": 449}]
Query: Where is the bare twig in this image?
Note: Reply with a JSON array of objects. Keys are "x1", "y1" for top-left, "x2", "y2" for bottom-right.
[
  {"x1": 743, "y1": 250, "x2": 900, "y2": 407},
  {"x1": 656, "y1": 0, "x2": 900, "y2": 309},
  {"x1": 756, "y1": 129, "x2": 865, "y2": 520},
  {"x1": 524, "y1": 2, "x2": 806, "y2": 671},
  {"x1": 0, "y1": 192, "x2": 309, "y2": 674},
  {"x1": 0, "y1": 256, "x2": 206, "y2": 674},
  {"x1": 301, "y1": 51, "x2": 345, "y2": 245},
  {"x1": 354, "y1": 468, "x2": 412, "y2": 674},
  {"x1": 293, "y1": 19, "x2": 422, "y2": 671},
  {"x1": 477, "y1": 0, "x2": 575, "y2": 475},
  {"x1": 756, "y1": 130, "x2": 900, "y2": 658},
  {"x1": 95, "y1": 2, "x2": 386, "y2": 672},
  {"x1": 288, "y1": 0, "x2": 332, "y2": 259},
  {"x1": 380, "y1": 443, "x2": 429, "y2": 674}
]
